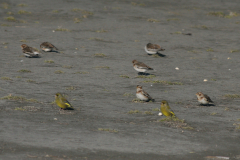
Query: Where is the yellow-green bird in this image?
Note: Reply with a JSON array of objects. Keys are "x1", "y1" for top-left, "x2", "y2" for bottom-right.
[
  {"x1": 160, "y1": 100, "x2": 175, "y2": 117},
  {"x1": 55, "y1": 93, "x2": 74, "y2": 110}
]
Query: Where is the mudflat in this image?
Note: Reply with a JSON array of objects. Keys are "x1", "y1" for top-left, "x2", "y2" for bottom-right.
[{"x1": 0, "y1": 0, "x2": 240, "y2": 159}]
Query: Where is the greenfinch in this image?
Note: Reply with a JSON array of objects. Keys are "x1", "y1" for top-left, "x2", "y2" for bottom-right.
[
  {"x1": 55, "y1": 93, "x2": 74, "y2": 110},
  {"x1": 160, "y1": 100, "x2": 175, "y2": 117}
]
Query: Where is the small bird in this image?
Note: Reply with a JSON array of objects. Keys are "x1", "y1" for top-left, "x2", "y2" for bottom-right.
[
  {"x1": 55, "y1": 93, "x2": 74, "y2": 110},
  {"x1": 136, "y1": 85, "x2": 154, "y2": 102},
  {"x1": 21, "y1": 44, "x2": 40, "y2": 58},
  {"x1": 196, "y1": 92, "x2": 214, "y2": 106},
  {"x1": 132, "y1": 60, "x2": 153, "y2": 75},
  {"x1": 160, "y1": 100, "x2": 176, "y2": 117},
  {"x1": 144, "y1": 43, "x2": 165, "y2": 55},
  {"x1": 40, "y1": 42, "x2": 58, "y2": 52}
]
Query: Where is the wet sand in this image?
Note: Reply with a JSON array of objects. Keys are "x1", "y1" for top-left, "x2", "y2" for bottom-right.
[{"x1": 0, "y1": 0, "x2": 240, "y2": 159}]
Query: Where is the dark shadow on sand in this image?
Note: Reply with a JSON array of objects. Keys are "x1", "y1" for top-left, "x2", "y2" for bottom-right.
[
  {"x1": 199, "y1": 104, "x2": 215, "y2": 107},
  {"x1": 148, "y1": 53, "x2": 166, "y2": 57},
  {"x1": 137, "y1": 72, "x2": 155, "y2": 76}
]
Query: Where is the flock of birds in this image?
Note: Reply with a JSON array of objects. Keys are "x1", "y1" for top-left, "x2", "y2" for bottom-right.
[
  {"x1": 21, "y1": 42, "x2": 58, "y2": 58},
  {"x1": 20, "y1": 42, "x2": 214, "y2": 117},
  {"x1": 133, "y1": 44, "x2": 214, "y2": 117}
]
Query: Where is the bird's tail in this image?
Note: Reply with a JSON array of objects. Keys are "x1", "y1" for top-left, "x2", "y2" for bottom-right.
[
  {"x1": 64, "y1": 102, "x2": 74, "y2": 110},
  {"x1": 66, "y1": 107, "x2": 74, "y2": 110},
  {"x1": 150, "y1": 99, "x2": 155, "y2": 102},
  {"x1": 52, "y1": 44, "x2": 58, "y2": 50}
]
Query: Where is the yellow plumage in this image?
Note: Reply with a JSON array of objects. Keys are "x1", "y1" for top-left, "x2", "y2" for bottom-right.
[
  {"x1": 55, "y1": 93, "x2": 74, "y2": 110},
  {"x1": 160, "y1": 100, "x2": 175, "y2": 117}
]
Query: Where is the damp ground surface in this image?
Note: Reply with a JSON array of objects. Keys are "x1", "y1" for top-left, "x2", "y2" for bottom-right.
[{"x1": 0, "y1": 0, "x2": 240, "y2": 159}]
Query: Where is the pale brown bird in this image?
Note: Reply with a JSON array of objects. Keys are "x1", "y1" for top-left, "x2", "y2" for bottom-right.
[
  {"x1": 136, "y1": 85, "x2": 154, "y2": 102},
  {"x1": 40, "y1": 42, "x2": 58, "y2": 52},
  {"x1": 196, "y1": 92, "x2": 214, "y2": 105},
  {"x1": 145, "y1": 43, "x2": 165, "y2": 54},
  {"x1": 132, "y1": 60, "x2": 153, "y2": 74},
  {"x1": 21, "y1": 44, "x2": 40, "y2": 58}
]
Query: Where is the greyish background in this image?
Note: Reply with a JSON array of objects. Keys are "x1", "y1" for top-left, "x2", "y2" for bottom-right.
[{"x1": 0, "y1": 0, "x2": 240, "y2": 159}]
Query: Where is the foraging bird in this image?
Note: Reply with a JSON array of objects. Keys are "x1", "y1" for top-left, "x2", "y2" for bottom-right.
[
  {"x1": 136, "y1": 85, "x2": 154, "y2": 102},
  {"x1": 196, "y1": 92, "x2": 214, "y2": 105},
  {"x1": 144, "y1": 43, "x2": 165, "y2": 54},
  {"x1": 21, "y1": 44, "x2": 40, "y2": 58},
  {"x1": 40, "y1": 42, "x2": 58, "y2": 52},
  {"x1": 132, "y1": 60, "x2": 153, "y2": 74},
  {"x1": 55, "y1": 93, "x2": 74, "y2": 110},
  {"x1": 160, "y1": 100, "x2": 176, "y2": 117}
]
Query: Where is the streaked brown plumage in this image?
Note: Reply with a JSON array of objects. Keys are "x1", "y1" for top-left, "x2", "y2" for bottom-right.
[
  {"x1": 136, "y1": 85, "x2": 154, "y2": 102},
  {"x1": 145, "y1": 43, "x2": 165, "y2": 54},
  {"x1": 196, "y1": 92, "x2": 214, "y2": 105},
  {"x1": 21, "y1": 44, "x2": 40, "y2": 58},
  {"x1": 132, "y1": 60, "x2": 153, "y2": 74},
  {"x1": 40, "y1": 42, "x2": 58, "y2": 52}
]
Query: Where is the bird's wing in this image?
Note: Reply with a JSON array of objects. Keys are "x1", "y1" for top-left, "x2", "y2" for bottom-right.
[
  {"x1": 136, "y1": 62, "x2": 152, "y2": 69},
  {"x1": 32, "y1": 48, "x2": 39, "y2": 53},
  {"x1": 204, "y1": 94, "x2": 213, "y2": 103},
  {"x1": 49, "y1": 43, "x2": 58, "y2": 50},
  {"x1": 166, "y1": 106, "x2": 175, "y2": 116},
  {"x1": 142, "y1": 90, "x2": 152, "y2": 99},
  {"x1": 23, "y1": 46, "x2": 33, "y2": 53},
  {"x1": 65, "y1": 100, "x2": 72, "y2": 107},
  {"x1": 169, "y1": 108, "x2": 175, "y2": 115},
  {"x1": 61, "y1": 97, "x2": 72, "y2": 107},
  {"x1": 152, "y1": 44, "x2": 161, "y2": 49}
]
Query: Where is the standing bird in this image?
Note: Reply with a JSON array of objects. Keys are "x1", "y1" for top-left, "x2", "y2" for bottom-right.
[
  {"x1": 144, "y1": 43, "x2": 165, "y2": 55},
  {"x1": 40, "y1": 42, "x2": 58, "y2": 52},
  {"x1": 196, "y1": 92, "x2": 214, "y2": 106},
  {"x1": 132, "y1": 60, "x2": 153, "y2": 75},
  {"x1": 160, "y1": 100, "x2": 176, "y2": 117},
  {"x1": 21, "y1": 44, "x2": 40, "y2": 58},
  {"x1": 136, "y1": 85, "x2": 154, "y2": 102},
  {"x1": 55, "y1": 93, "x2": 74, "y2": 110}
]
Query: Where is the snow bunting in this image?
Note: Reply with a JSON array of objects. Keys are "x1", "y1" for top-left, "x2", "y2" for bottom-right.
[
  {"x1": 40, "y1": 42, "x2": 58, "y2": 52},
  {"x1": 136, "y1": 85, "x2": 154, "y2": 102},
  {"x1": 21, "y1": 44, "x2": 40, "y2": 58},
  {"x1": 145, "y1": 43, "x2": 165, "y2": 54},
  {"x1": 132, "y1": 60, "x2": 153, "y2": 74},
  {"x1": 55, "y1": 93, "x2": 74, "y2": 110},
  {"x1": 196, "y1": 92, "x2": 214, "y2": 105},
  {"x1": 160, "y1": 100, "x2": 176, "y2": 117}
]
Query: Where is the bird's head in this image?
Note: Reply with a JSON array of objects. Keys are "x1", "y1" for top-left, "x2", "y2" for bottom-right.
[
  {"x1": 55, "y1": 93, "x2": 61, "y2": 98},
  {"x1": 21, "y1": 44, "x2": 28, "y2": 49},
  {"x1": 132, "y1": 60, "x2": 137, "y2": 64},
  {"x1": 136, "y1": 85, "x2": 142, "y2": 91},
  {"x1": 196, "y1": 92, "x2": 203, "y2": 97},
  {"x1": 161, "y1": 100, "x2": 168, "y2": 106}
]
